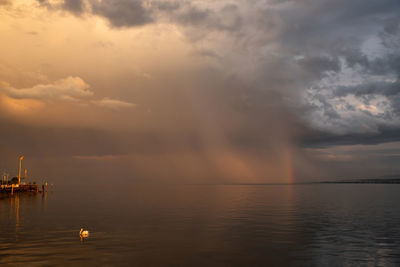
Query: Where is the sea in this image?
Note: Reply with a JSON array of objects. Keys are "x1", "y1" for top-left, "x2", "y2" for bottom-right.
[{"x1": 1, "y1": 184, "x2": 400, "y2": 266}]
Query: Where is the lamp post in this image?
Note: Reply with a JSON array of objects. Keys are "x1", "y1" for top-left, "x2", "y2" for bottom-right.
[{"x1": 18, "y1": 156, "x2": 24, "y2": 185}]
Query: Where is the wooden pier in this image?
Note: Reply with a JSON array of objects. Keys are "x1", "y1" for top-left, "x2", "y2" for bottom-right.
[
  {"x1": 0, "y1": 184, "x2": 39, "y2": 193},
  {"x1": 1, "y1": 155, "x2": 49, "y2": 194}
]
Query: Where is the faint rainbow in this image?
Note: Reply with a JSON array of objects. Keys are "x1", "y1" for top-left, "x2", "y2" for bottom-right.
[{"x1": 284, "y1": 146, "x2": 295, "y2": 184}]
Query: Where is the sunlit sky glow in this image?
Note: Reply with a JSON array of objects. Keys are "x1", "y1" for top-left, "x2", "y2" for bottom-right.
[{"x1": 1, "y1": 0, "x2": 400, "y2": 184}]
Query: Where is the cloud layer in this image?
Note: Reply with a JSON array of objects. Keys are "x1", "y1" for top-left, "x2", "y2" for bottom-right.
[
  {"x1": 0, "y1": 76, "x2": 135, "y2": 110},
  {"x1": 1, "y1": 76, "x2": 92, "y2": 102},
  {"x1": 93, "y1": 97, "x2": 136, "y2": 110}
]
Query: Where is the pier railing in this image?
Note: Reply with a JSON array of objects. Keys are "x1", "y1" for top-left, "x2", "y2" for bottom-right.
[{"x1": 0, "y1": 184, "x2": 39, "y2": 193}]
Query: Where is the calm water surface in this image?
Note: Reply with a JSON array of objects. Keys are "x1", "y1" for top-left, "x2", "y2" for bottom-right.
[{"x1": 1, "y1": 184, "x2": 400, "y2": 266}]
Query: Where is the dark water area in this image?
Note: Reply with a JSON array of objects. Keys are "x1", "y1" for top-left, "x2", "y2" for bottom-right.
[{"x1": 1, "y1": 184, "x2": 400, "y2": 266}]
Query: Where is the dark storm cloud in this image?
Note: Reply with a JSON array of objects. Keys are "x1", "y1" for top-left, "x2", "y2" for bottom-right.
[
  {"x1": 151, "y1": 1, "x2": 180, "y2": 12},
  {"x1": 91, "y1": 0, "x2": 153, "y2": 28},
  {"x1": 334, "y1": 81, "x2": 400, "y2": 98},
  {"x1": 383, "y1": 17, "x2": 400, "y2": 35},
  {"x1": 36, "y1": 0, "x2": 52, "y2": 9},
  {"x1": 301, "y1": 126, "x2": 400, "y2": 148},
  {"x1": 191, "y1": 49, "x2": 221, "y2": 59},
  {"x1": 297, "y1": 56, "x2": 341, "y2": 80},
  {"x1": 50, "y1": 0, "x2": 241, "y2": 31},
  {"x1": 267, "y1": 0, "x2": 400, "y2": 146},
  {"x1": 263, "y1": 0, "x2": 400, "y2": 73},
  {"x1": 277, "y1": 0, "x2": 400, "y2": 44},
  {"x1": 63, "y1": 0, "x2": 85, "y2": 15},
  {"x1": 36, "y1": 0, "x2": 153, "y2": 27},
  {"x1": 174, "y1": 6, "x2": 211, "y2": 26},
  {"x1": 153, "y1": 2, "x2": 242, "y2": 34}
]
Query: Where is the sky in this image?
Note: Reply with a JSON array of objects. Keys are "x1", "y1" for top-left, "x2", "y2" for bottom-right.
[{"x1": 1, "y1": 0, "x2": 400, "y2": 184}]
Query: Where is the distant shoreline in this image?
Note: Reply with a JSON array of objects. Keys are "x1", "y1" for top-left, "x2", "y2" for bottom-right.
[{"x1": 316, "y1": 178, "x2": 400, "y2": 184}]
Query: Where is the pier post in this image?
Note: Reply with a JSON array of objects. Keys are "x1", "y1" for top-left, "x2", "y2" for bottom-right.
[
  {"x1": 11, "y1": 184, "x2": 13, "y2": 195},
  {"x1": 18, "y1": 156, "x2": 24, "y2": 185}
]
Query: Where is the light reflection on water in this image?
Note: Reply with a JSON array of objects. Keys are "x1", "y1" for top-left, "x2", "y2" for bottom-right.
[{"x1": 1, "y1": 184, "x2": 400, "y2": 266}]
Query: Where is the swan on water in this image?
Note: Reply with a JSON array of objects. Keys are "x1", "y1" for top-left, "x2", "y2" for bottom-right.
[{"x1": 80, "y1": 228, "x2": 89, "y2": 237}]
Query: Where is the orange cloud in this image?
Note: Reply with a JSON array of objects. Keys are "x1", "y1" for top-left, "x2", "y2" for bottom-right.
[
  {"x1": 0, "y1": 76, "x2": 93, "y2": 102},
  {"x1": 93, "y1": 97, "x2": 136, "y2": 110},
  {"x1": 0, "y1": 93, "x2": 45, "y2": 114}
]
